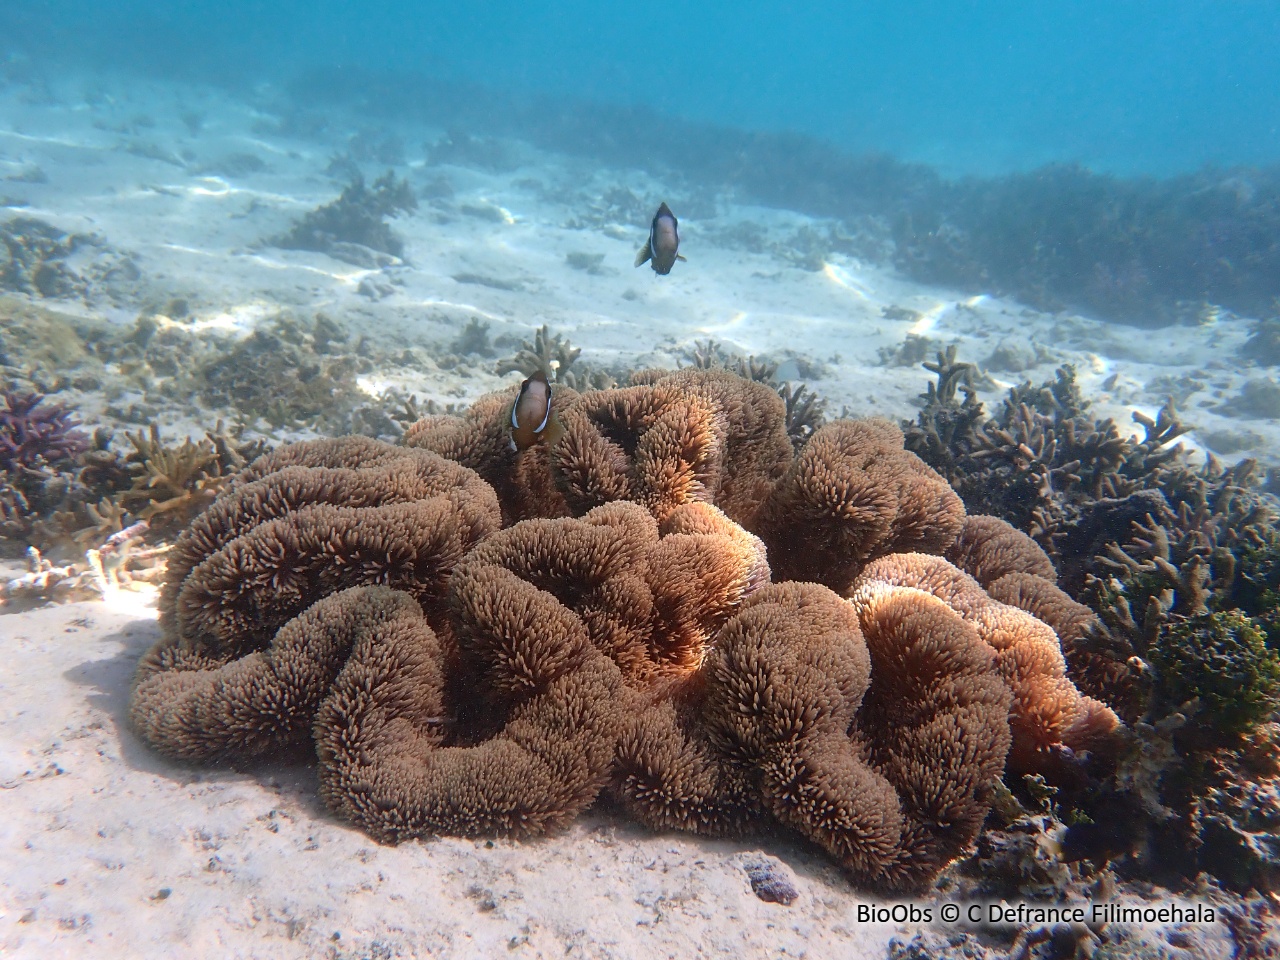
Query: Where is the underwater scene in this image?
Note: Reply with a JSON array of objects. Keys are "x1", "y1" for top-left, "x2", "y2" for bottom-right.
[{"x1": 2, "y1": 2, "x2": 1279, "y2": 958}]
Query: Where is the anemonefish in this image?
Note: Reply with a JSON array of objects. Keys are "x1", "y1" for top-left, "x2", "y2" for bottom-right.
[
  {"x1": 509, "y1": 370, "x2": 561, "y2": 452},
  {"x1": 635, "y1": 202, "x2": 687, "y2": 275}
]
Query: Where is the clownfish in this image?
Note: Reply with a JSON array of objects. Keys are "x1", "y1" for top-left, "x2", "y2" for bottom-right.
[
  {"x1": 508, "y1": 370, "x2": 562, "y2": 452},
  {"x1": 635, "y1": 202, "x2": 686, "y2": 275}
]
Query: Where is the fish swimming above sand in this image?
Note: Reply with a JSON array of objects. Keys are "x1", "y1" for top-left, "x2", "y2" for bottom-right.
[
  {"x1": 508, "y1": 370, "x2": 562, "y2": 451},
  {"x1": 635, "y1": 202, "x2": 686, "y2": 275}
]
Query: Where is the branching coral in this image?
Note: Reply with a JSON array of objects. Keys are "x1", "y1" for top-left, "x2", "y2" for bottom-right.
[
  {"x1": 119, "y1": 424, "x2": 243, "y2": 533},
  {"x1": 195, "y1": 313, "x2": 376, "y2": 431},
  {"x1": 1, "y1": 217, "x2": 103, "y2": 299},
  {"x1": 495, "y1": 324, "x2": 582, "y2": 383},
  {"x1": 0, "y1": 389, "x2": 89, "y2": 474},
  {"x1": 0, "y1": 390, "x2": 97, "y2": 558},
  {"x1": 904, "y1": 357, "x2": 1195, "y2": 558}
]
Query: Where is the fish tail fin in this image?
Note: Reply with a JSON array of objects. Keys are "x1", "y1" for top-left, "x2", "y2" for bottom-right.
[{"x1": 634, "y1": 240, "x2": 652, "y2": 268}]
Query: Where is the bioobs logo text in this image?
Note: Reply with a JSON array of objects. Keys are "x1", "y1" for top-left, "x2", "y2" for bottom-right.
[{"x1": 856, "y1": 904, "x2": 934, "y2": 923}]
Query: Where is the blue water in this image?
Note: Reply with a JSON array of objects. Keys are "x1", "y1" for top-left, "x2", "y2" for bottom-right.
[{"x1": 4, "y1": 0, "x2": 1278, "y2": 176}]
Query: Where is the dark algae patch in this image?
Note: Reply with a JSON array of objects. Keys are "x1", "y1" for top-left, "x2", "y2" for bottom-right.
[{"x1": 273, "y1": 171, "x2": 417, "y2": 262}]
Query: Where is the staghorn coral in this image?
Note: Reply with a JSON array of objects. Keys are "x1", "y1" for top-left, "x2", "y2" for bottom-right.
[
  {"x1": 777, "y1": 381, "x2": 827, "y2": 451},
  {"x1": 195, "y1": 313, "x2": 378, "y2": 432},
  {"x1": 904, "y1": 356, "x2": 1196, "y2": 558},
  {"x1": 1242, "y1": 317, "x2": 1280, "y2": 367},
  {"x1": 495, "y1": 323, "x2": 581, "y2": 383},
  {"x1": 118, "y1": 423, "x2": 249, "y2": 533},
  {"x1": 1, "y1": 216, "x2": 141, "y2": 303},
  {"x1": 493, "y1": 324, "x2": 616, "y2": 391},
  {"x1": 1187, "y1": 723, "x2": 1280, "y2": 893},
  {"x1": 756, "y1": 418, "x2": 965, "y2": 592},
  {"x1": 849, "y1": 553, "x2": 1122, "y2": 776},
  {"x1": 0, "y1": 391, "x2": 105, "y2": 560},
  {"x1": 0, "y1": 389, "x2": 89, "y2": 473}
]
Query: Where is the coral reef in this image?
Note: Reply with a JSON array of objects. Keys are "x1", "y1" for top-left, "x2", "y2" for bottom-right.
[
  {"x1": 0, "y1": 389, "x2": 89, "y2": 474},
  {"x1": 891, "y1": 163, "x2": 1280, "y2": 328},
  {"x1": 907, "y1": 357, "x2": 1181, "y2": 556},
  {"x1": 1, "y1": 216, "x2": 141, "y2": 303},
  {"x1": 195, "y1": 313, "x2": 377, "y2": 431},
  {"x1": 1234, "y1": 377, "x2": 1280, "y2": 419},
  {"x1": 272, "y1": 171, "x2": 417, "y2": 263},
  {"x1": 1148, "y1": 611, "x2": 1280, "y2": 737},
  {"x1": 0, "y1": 545, "x2": 97, "y2": 611},
  {"x1": 303, "y1": 64, "x2": 1280, "y2": 327},
  {"x1": 1243, "y1": 316, "x2": 1280, "y2": 367},
  {"x1": 427, "y1": 130, "x2": 522, "y2": 172},
  {"x1": 494, "y1": 323, "x2": 614, "y2": 390}
]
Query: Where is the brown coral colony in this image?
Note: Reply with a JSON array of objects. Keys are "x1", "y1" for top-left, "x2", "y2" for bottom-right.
[{"x1": 130, "y1": 368, "x2": 1133, "y2": 893}]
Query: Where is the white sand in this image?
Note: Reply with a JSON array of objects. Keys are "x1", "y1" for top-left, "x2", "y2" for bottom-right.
[{"x1": 1, "y1": 69, "x2": 1275, "y2": 959}]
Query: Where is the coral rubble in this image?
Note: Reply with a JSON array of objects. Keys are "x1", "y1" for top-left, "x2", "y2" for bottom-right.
[{"x1": 1, "y1": 216, "x2": 141, "y2": 304}]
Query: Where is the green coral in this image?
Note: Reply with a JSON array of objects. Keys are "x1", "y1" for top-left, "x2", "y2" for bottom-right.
[
  {"x1": 1150, "y1": 611, "x2": 1280, "y2": 736},
  {"x1": 1231, "y1": 525, "x2": 1280, "y2": 637}
]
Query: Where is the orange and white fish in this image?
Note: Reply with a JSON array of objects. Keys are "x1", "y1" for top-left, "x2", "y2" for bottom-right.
[
  {"x1": 635, "y1": 202, "x2": 686, "y2": 275},
  {"x1": 509, "y1": 370, "x2": 561, "y2": 451}
]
